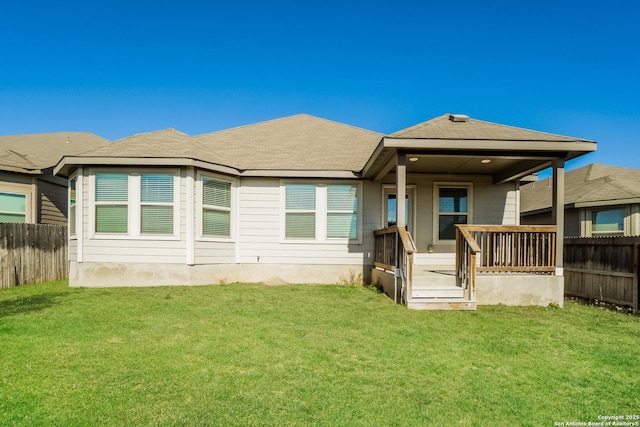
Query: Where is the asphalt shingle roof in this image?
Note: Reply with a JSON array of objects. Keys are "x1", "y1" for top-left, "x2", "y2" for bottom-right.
[
  {"x1": 0, "y1": 132, "x2": 109, "y2": 171},
  {"x1": 390, "y1": 114, "x2": 593, "y2": 142},
  {"x1": 195, "y1": 114, "x2": 383, "y2": 171},
  {"x1": 520, "y1": 163, "x2": 640, "y2": 212}
]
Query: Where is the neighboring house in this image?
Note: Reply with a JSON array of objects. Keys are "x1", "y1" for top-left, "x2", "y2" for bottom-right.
[
  {"x1": 521, "y1": 163, "x2": 640, "y2": 237},
  {"x1": 54, "y1": 113, "x2": 596, "y2": 309},
  {"x1": 0, "y1": 132, "x2": 109, "y2": 224}
]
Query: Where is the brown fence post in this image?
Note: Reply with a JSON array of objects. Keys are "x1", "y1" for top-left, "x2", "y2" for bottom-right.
[{"x1": 634, "y1": 244, "x2": 639, "y2": 315}]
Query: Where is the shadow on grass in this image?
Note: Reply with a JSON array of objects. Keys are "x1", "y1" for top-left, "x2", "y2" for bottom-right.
[{"x1": 0, "y1": 292, "x2": 70, "y2": 319}]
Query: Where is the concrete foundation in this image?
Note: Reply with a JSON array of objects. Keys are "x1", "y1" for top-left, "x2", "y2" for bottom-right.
[
  {"x1": 476, "y1": 274, "x2": 564, "y2": 307},
  {"x1": 69, "y1": 262, "x2": 372, "y2": 287},
  {"x1": 371, "y1": 267, "x2": 400, "y2": 302}
]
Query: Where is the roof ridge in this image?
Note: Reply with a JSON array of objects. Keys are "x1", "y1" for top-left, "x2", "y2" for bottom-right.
[{"x1": 389, "y1": 113, "x2": 449, "y2": 137}]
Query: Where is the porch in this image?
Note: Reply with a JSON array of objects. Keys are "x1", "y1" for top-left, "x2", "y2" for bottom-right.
[{"x1": 372, "y1": 225, "x2": 560, "y2": 310}]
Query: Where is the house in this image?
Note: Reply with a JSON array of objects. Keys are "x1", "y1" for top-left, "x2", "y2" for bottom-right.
[
  {"x1": 0, "y1": 132, "x2": 109, "y2": 224},
  {"x1": 521, "y1": 163, "x2": 640, "y2": 237},
  {"x1": 53, "y1": 113, "x2": 596, "y2": 309}
]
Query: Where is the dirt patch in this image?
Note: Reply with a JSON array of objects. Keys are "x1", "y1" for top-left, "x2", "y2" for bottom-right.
[{"x1": 567, "y1": 295, "x2": 638, "y2": 316}]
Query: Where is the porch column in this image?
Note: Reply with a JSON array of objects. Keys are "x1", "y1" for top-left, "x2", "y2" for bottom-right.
[
  {"x1": 552, "y1": 159, "x2": 565, "y2": 275},
  {"x1": 396, "y1": 153, "x2": 407, "y2": 229}
]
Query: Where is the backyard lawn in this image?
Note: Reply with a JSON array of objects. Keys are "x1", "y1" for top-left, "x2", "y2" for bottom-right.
[{"x1": 1, "y1": 280, "x2": 639, "y2": 426}]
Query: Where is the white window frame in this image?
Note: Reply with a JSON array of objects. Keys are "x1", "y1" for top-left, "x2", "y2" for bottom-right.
[
  {"x1": 0, "y1": 190, "x2": 28, "y2": 224},
  {"x1": 433, "y1": 182, "x2": 473, "y2": 244},
  {"x1": 88, "y1": 169, "x2": 180, "y2": 240},
  {"x1": 280, "y1": 181, "x2": 363, "y2": 244},
  {"x1": 196, "y1": 172, "x2": 237, "y2": 242},
  {"x1": 68, "y1": 172, "x2": 78, "y2": 238}
]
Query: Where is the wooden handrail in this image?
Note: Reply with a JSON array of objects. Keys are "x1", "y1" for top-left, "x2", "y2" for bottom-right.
[{"x1": 398, "y1": 226, "x2": 416, "y2": 254}]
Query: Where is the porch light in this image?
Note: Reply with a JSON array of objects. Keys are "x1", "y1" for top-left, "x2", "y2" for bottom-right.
[
  {"x1": 409, "y1": 157, "x2": 419, "y2": 162},
  {"x1": 481, "y1": 159, "x2": 491, "y2": 164}
]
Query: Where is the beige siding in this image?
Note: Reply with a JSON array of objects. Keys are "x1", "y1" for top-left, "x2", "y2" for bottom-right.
[
  {"x1": 565, "y1": 209, "x2": 581, "y2": 237},
  {"x1": 237, "y1": 178, "x2": 378, "y2": 266},
  {"x1": 37, "y1": 178, "x2": 67, "y2": 225},
  {"x1": 68, "y1": 239, "x2": 78, "y2": 262}
]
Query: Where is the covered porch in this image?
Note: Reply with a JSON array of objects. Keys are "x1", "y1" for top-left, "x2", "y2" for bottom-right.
[{"x1": 362, "y1": 114, "x2": 596, "y2": 310}]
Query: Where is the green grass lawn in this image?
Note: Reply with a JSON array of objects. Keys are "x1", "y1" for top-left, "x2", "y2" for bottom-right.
[{"x1": 1, "y1": 281, "x2": 639, "y2": 426}]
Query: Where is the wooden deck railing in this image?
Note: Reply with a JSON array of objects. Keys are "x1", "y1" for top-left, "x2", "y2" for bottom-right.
[
  {"x1": 456, "y1": 225, "x2": 557, "y2": 301},
  {"x1": 374, "y1": 226, "x2": 416, "y2": 303}
]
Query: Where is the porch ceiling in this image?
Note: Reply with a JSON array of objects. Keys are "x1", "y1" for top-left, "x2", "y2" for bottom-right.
[{"x1": 362, "y1": 145, "x2": 595, "y2": 184}]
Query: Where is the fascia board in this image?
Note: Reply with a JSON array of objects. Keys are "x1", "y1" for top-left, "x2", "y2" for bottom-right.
[{"x1": 383, "y1": 137, "x2": 597, "y2": 154}]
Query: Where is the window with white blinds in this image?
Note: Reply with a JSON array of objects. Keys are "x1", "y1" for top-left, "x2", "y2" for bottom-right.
[
  {"x1": 0, "y1": 192, "x2": 27, "y2": 223},
  {"x1": 327, "y1": 185, "x2": 358, "y2": 239},
  {"x1": 283, "y1": 183, "x2": 360, "y2": 241},
  {"x1": 285, "y1": 185, "x2": 316, "y2": 239},
  {"x1": 202, "y1": 177, "x2": 232, "y2": 237},
  {"x1": 95, "y1": 174, "x2": 128, "y2": 233},
  {"x1": 93, "y1": 172, "x2": 177, "y2": 237},
  {"x1": 141, "y1": 174, "x2": 174, "y2": 235}
]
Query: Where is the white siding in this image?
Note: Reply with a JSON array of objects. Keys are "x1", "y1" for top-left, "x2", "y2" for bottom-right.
[
  {"x1": 79, "y1": 167, "x2": 187, "y2": 265},
  {"x1": 236, "y1": 178, "x2": 378, "y2": 266}
]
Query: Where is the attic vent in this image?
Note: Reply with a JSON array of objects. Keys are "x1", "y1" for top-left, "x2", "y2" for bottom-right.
[{"x1": 449, "y1": 114, "x2": 469, "y2": 122}]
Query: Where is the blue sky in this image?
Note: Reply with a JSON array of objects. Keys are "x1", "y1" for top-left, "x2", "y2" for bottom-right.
[{"x1": 1, "y1": 0, "x2": 639, "y2": 173}]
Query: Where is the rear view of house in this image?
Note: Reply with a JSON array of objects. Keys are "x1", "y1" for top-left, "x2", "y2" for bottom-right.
[{"x1": 54, "y1": 114, "x2": 596, "y2": 309}]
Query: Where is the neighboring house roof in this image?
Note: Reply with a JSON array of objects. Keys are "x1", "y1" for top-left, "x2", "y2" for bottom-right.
[
  {"x1": 0, "y1": 132, "x2": 109, "y2": 174},
  {"x1": 389, "y1": 113, "x2": 593, "y2": 143},
  {"x1": 194, "y1": 114, "x2": 383, "y2": 172},
  {"x1": 521, "y1": 163, "x2": 640, "y2": 214}
]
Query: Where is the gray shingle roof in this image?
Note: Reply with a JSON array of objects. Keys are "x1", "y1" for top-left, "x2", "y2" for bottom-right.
[
  {"x1": 520, "y1": 164, "x2": 640, "y2": 213},
  {"x1": 390, "y1": 114, "x2": 593, "y2": 142},
  {"x1": 85, "y1": 128, "x2": 235, "y2": 167},
  {"x1": 195, "y1": 114, "x2": 383, "y2": 171},
  {"x1": 0, "y1": 132, "x2": 109, "y2": 172}
]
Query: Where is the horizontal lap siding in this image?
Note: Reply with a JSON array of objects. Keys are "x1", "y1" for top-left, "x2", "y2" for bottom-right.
[
  {"x1": 474, "y1": 181, "x2": 518, "y2": 225},
  {"x1": 37, "y1": 179, "x2": 68, "y2": 225},
  {"x1": 238, "y1": 178, "x2": 377, "y2": 265},
  {"x1": 194, "y1": 241, "x2": 235, "y2": 264},
  {"x1": 80, "y1": 168, "x2": 187, "y2": 264}
]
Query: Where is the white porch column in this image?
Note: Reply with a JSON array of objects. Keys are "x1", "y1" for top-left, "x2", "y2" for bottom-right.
[
  {"x1": 552, "y1": 159, "x2": 565, "y2": 275},
  {"x1": 396, "y1": 153, "x2": 407, "y2": 229}
]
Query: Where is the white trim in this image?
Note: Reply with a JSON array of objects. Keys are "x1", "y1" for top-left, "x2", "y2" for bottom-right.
[
  {"x1": 235, "y1": 178, "x2": 241, "y2": 263},
  {"x1": 433, "y1": 182, "x2": 473, "y2": 245},
  {"x1": 586, "y1": 206, "x2": 628, "y2": 237},
  {"x1": 185, "y1": 168, "x2": 195, "y2": 265},
  {"x1": 196, "y1": 171, "x2": 237, "y2": 242},
  {"x1": 279, "y1": 180, "x2": 363, "y2": 244},
  {"x1": 88, "y1": 168, "x2": 181, "y2": 240},
  {"x1": 77, "y1": 168, "x2": 84, "y2": 263}
]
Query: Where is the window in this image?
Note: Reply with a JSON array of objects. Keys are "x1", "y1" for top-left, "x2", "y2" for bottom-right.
[
  {"x1": 285, "y1": 184, "x2": 316, "y2": 239},
  {"x1": 327, "y1": 185, "x2": 358, "y2": 239},
  {"x1": 202, "y1": 177, "x2": 232, "y2": 238},
  {"x1": 283, "y1": 183, "x2": 361, "y2": 241},
  {"x1": 591, "y1": 208, "x2": 625, "y2": 236},
  {"x1": 0, "y1": 192, "x2": 26, "y2": 223},
  {"x1": 92, "y1": 172, "x2": 178, "y2": 237},
  {"x1": 437, "y1": 185, "x2": 470, "y2": 240},
  {"x1": 69, "y1": 177, "x2": 77, "y2": 235},
  {"x1": 95, "y1": 174, "x2": 128, "y2": 233},
  {"x1": 141, "y1": 174, "x2": 174, "y2": 235}
]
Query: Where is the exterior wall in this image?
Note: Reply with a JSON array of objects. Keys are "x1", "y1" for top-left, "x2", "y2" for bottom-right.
[
  {"x1": 37, "y1": 177, "x2": 68, "y2": 225},
  {"x1": 70, "y1": 170, "x2": 380, "y2": 286}
]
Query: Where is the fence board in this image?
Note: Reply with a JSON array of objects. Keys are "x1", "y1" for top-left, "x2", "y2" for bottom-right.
[
  {"x1": 564, "y1": 236, "x2": 640, "y2": 314},
  {"x1": 0, "y1": 223, "x2": 68, "y2": 288}
]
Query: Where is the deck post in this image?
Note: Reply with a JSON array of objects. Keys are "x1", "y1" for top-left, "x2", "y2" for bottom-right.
[
  {"x1": 552, "y1": 159, "x2": 565, "y2": 275},
  {"x1": 396, "y1": 153, "x2": 407, "y2": 229}
]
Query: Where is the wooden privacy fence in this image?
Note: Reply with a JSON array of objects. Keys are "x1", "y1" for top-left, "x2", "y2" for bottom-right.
[
  {"x1": 564, "y1": 236, "x2": 639, "y2": 314},
  {"x1": 0, "y1": 223, "x2": 68, "y2": 288}
]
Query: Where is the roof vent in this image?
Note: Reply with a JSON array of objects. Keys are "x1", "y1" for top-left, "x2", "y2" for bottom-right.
[{"x1": 449, "y1": 114, "x2": 469, "y2": 122}]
